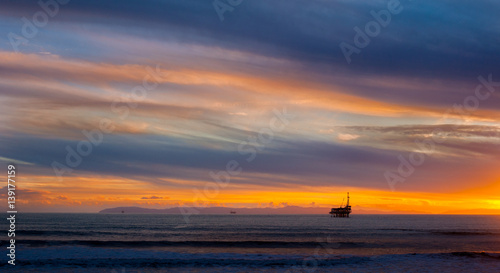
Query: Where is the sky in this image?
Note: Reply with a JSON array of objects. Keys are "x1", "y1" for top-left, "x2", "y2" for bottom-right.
[{"x1": 0, "y1": 0, "x2": 499, "y2": 213}]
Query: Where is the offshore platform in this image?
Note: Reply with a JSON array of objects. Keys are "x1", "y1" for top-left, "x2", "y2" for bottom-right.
[{"x1": 329, "y1": 192, "x2": 352, "y2": 217}]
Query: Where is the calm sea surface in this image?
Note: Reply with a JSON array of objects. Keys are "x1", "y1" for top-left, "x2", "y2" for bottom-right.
[{"x1": 2, "y1": 214, "x2": 500, "y2": 272}]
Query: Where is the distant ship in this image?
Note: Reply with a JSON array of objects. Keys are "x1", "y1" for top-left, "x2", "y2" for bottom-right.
[
  {"x1": 230, "y1": 211, "x2": 236, "y2": 214},
  {"x1": 329, "y1": 192, "x2": 351, "y2": 218}
]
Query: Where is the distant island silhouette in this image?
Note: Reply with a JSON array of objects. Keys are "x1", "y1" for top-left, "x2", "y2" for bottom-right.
[{"x1": 100, "y1": 206, "x2": 332, "y2": 214}]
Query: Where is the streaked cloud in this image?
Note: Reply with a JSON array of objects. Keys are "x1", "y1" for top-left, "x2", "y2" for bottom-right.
[{"x1": 1, "y1": 0, "x2": 499, "y2": 212}]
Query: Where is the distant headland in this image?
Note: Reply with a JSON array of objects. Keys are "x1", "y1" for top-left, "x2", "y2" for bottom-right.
[{"x1": 99, "y1": 206, "x2": 331, "y2": 214}]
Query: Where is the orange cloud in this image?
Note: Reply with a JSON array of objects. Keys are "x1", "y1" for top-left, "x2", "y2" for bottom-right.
[{"x1": 3, "y1": 50, "x2": 499, "y2": 123}]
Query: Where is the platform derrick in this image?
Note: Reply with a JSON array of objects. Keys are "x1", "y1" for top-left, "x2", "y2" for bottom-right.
[{"x1": 329, "y1": 192, "x2": 351, "y2": 218}]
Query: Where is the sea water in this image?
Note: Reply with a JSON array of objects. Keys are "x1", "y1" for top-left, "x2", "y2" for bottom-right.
[{"x1": 1, "y1": 213, "x2": 499, "y2": 272}]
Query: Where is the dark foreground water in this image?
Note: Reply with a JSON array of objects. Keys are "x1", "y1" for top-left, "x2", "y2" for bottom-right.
[{"x1": 1, "y1": 214, "x2": 500, "y2": 272}]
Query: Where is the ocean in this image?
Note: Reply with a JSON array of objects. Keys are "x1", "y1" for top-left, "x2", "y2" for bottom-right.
[{"x1": 1, "y1": 214, "x2": 500, "y2": 272}]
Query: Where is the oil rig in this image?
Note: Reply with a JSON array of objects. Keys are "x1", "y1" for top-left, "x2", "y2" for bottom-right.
[{"x1": 329, "y1": 192, "x2": 351, "y2": 217}]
